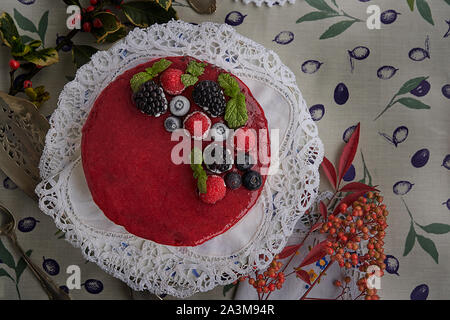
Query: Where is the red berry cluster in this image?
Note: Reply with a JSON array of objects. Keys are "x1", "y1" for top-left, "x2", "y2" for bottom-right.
[
  {"x1": 240, "y1": 255, "x2": 285, "y2": 296},
  {"x1": 81, "y1": 0, "x2": 105, "y2": 33},
  {"x1": 324, "y1": 191, "x2": 388, "y2": 300}
]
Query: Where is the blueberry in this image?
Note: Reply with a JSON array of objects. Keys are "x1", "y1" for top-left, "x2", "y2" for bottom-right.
[
  {"x1": 164, "y1": 116, "x2": 181, "y2": 132},
  {"x1": 242, "y1": 170, "x2": 262, "y2": 191},
  {"x1": 334, "y1": 83, "x2": 349, "y2": 105},
  {"x1": 441, "y1": 84, "x2": 450, "y2": 99},
  {"x1": 380, "y1": 9, "x2": 400, "y2": 24},
  {"x1": 410, "y1": 79, "x2": 430, "y2": 97},
  {"x1": 377, "y1": 66, "x2": 398, "y2": 80},
  {"x1": 273, "y1": 31, "x2": 294, "y2": 45},
  {"x1": 225, "y1": 11, "x2": 247, "y2": 26},
  {"x1": 384, "y1": 255, "x2": 400, "y2": 275},
  {"x1": 203, "y1": 144, "x2": 233, "y2": 174},
  {"x1": 343, "y1": 164, "x2": 356, "y2": 182},
  {"x1": 442, "y1": 154, "x2": 450, "y2": 170},
  {"x1": 393, "y1": 181, "x2": 414, "y2": 195},
  {"x1": 169, "y1": 95, "x2": 190, "y2": 116},
  {"x1": 42, "y1": 257, "x2": 60, "y2": 276},
  {"x1": 410, "y1": 284, "x2": 429, "y2": 300},
  {"x1": 309, "y1": 104, "x2": 325, "y2": 121},
  {"x1": 411, "y1": 148, "x2": 430, "y2": 168},
  {"x1": 3, "y1": 177, "x2": 17, "y2": 189},
  {"x1": 342, "y1": 125, "x2": 357, "y2": 143},
  {"x1": 17, "y1": 217, "x2": 39, "y2": 232},
  {"x1": 83, "y1": 279, "x2": 104, "y2": 294},
  {"x1": 225, "y1": 172, "x2": 242, "y2": 190},
  {"x1": 235, "y1": 152, "x2": 255, "y2": 171},
  {"x1": 301, "y1": 60, "x2": 323, "y2": 74},
  {"x1": 210, "y1": 122, "x2": 230, "y2": 142}
]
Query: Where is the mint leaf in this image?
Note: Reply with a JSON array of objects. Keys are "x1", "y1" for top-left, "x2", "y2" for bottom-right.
[
  {"x1": 218, "y1": 73, "x2": 240, "y2": 98},
  {"x1": 186, "y1": 61, "x2": 206, "y2": 77},
  {"x1": 190, "y1": 148, "x2": 207, "y2": 194},
  {"x1": 181, "y1": 74, "x2": 198, "y2": 87},
  {"x1": 145, "y1": 58, "x2": 172, "y2": 77},
  {"x1": 225, "y1": 92, "x2": 248, "y2": 129},
  {"x1": 130, "y1": 72, "x2": 153, "y2": 92}
]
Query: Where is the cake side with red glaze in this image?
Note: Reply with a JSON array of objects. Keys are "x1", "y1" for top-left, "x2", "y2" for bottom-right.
[{"x1": 81, "y1": 56, "x2": 270, "y2": 246}]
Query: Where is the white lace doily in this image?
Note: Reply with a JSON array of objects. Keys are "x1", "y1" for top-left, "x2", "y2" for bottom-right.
[
  {"x1": 235, "y1": 0, "x2": 296, "y2": 7},
  {"x1": 36, "y1": 21, "x2": 323, "y2": 298}
]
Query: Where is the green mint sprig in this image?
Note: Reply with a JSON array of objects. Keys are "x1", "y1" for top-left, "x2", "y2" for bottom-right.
[
  {"x1": 190, "y1": 147, "x2": 207, "y2": 194},
  {"x1": 181, "y1": 60, "x2": 206, "y2": 87},
  {"x1": 130, "y1": 58, "x2": 172, "y2": 93},
  {"x1": 218, "y1": 73, "x2": 248, "y2": 129}
]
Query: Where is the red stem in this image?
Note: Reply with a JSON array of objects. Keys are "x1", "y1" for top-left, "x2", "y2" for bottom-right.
[{"x1": 299, "y1": 260, "x2": 334, "y2": 300}]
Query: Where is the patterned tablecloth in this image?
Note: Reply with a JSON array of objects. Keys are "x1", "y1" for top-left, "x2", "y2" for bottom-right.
[{"x1": 0, "y1": 0, "x2": 449, "y2": 300}]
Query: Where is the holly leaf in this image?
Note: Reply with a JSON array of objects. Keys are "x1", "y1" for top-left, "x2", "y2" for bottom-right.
[
  {"x1": 295, "y1": 269, "x2": 311, "y2": 285},
  {"x1": 403, "y1": 221, "x2": 416, "y2": 256},
  {"x1": 338, "y1": 123, "x2": 360, "y2": 186},
  {"x1": 417, "y1": 223, "x2": 450, "y2": 234},
  {"x1": 122, "y1": 1, "x2": 177, "y2": 27},
  {"x1": 396, "y1": 76, "x2": 429, "y2": 95},
  {"x1": 91, "y1": 12, "x2": 121, "y2": 43},
  {"x1": 13, "y1": 8, "x2": 37, "y2": 33},
  {"x1": 395, "y1": 97, "x2": 430, "y2": 110},
  {"x1": 225, "y1": 92, "x2": 248, "y2": 129},
  {"x1": 24, "y1": 47, "x2": 59, "y2": 67},
  {"x1": 416, "y1": 0, "x2": 434, "y2": 25},
  {"x1": 0, "y1": 239, "x2": 15, "y2": 270},
  {"x1": 299, "y1": 240, "x2": 328, "y2": 267},
  {"x1": 320, "y1": 20, "x2": 357, "y2": 40},
  {"x1": 181, "y1": 74, "x2": 198, "y2": 87},
  {"x1": 416, "y1": 234, "x2": 439, "y2": 263},
  {"x1": 296, "y1": 11, "x2": 338, "y2": 23},
  {"x1": 218, "y1": 73, "x2": 240, "y2": 98},
  {"x1": 103, "y1": 24, "x2": 127, "y2": 43},
  {"x1": 72, "y1": 44, "x2": 98, "y2": 69},
  {"x1": 0, "y1": 12, "x2": 20, "y2": 48},
  {"x1": 321, "y1": 156, "x2": 337, "y2": 189},
  {"x1": 38, "y1": 10, "x2": 49, "y2": 45}
]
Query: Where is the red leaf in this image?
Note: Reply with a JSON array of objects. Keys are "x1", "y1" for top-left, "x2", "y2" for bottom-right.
[
  {"x1": 319, "y1": 201, "x2": 327, "y2": 220},
  {"x1": 321, "y1": 156, "x2": 337, "y2": 189},
  {"x1": 338, "y1": 123, "x2": 360, "y2": 186},
  {"x1": 339, "y1": 182, "x2": 378, "y2": 193},
  {"x1": 278, "y1": 244, "x2": 301, "y2": 260},
  {"x1": 310, "y1": 222, "x2": 323, "y2": 232},
  {"x1": 332, "y1": 190, "x2": 367, "y2": 215},
  {"x1": 299, "y1": 240, "x2": 328, "y2": 267},
  {"x1": 295, "y1": 269, "x2": 311, "y2": 285}
]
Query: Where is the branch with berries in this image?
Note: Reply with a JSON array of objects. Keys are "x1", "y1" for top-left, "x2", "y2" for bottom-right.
[
  {"x1": 0, "y1": 0, "x2": 178, "y2": 108},
  {"x1": 226, "y1": 123, "x2": 389, "y2": 300}
]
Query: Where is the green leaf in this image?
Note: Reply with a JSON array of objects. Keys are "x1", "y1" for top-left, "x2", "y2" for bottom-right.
[
  {"x1": 0, "y1": 268, "x2": 15, "y2": 282},
  {"x1": 130, "y1": 72, "x2": 154, "y2": 93},
  {"x1": 13, "y1": 9, "x2": 37, "y2": 33},
  {"x1": 394, "y1": 97, "x2": 430, "y2": 110},
  {"x1": 146, "y1": 58, "x2": 172, "y2": 76},
  {"x1": 296, "y1": 11, "x2": 338, "y2": 23},
  {"x1": 418, "y1": 223, "x2": 450, "y2": 234},
  {"x1": 28, "y1": 39, "x2": 41, "y2": 48},
  {"x1": 225, "y1": 92, "x2": 248, "y2": 129},
  {"x1": 0, "y1": 12, "x2": 20, "y2": 48},
  {"x1": 222, "y1": 283, "x2": 236, "y2": 297},
  {"x1": 38, "y1": 10, "x2": 49, "y2": 45},
  {"x1": 155, "y1": 0, "x2": 172, "y2": 10},
  {"x1": 190, "y1": 148, "x2": 207, "y2": 194},
  {"x1": 24, "y1": 47, "x2": 59, "y2": 67},
  {"x1": 103, "y1": 24, "x2": 127, "y2": 43},
  {"x1": 444, "y1": 0, "x2": 450, "y2": 5},
  {"x1": 185, "y1": 60, "x2": 206, "y2": 77},
  {"x1": 72, "y1": 45, "x2": 98, "y2": 69},
  {"x1": 403, "y1": 221, "x2": 416, "y2": 256},
  {"x1": 181, "y1": 74, "x2": 198, "y2": 87},
  {"x1": 416, "y1": 234, "x2": 439, "y2": 263},
  {"x1": 15, "y1": 249, "x2": 32, "y2": 282},
  {"x1": 396, "y1": 76, "x2": 429, "y2": 95},
  {"x1": 122, "y1": 1, "x2": 177, "y2": 27},
  {"x1": 91, "y1": 12, "x2": 121, "y2": 43},
  {"x1": 218, "y1": 73, "x2": 240, "y2": 98},
  {"x1": 319, "y1": 20, "x2": 358, "y2": 40},
  {"x1": 407, "y1": 0, "x2": 415, "y2": 11},
  {"x1": 20, "y1": 35, "x2": 34, "y2": 44},
  {"x1": 305, "y1": 0, "x2": 337, "y2": 13},
  {"x1": 0, "y1": 239, "x2": 16, "y2": 270},
  {"x1": 416, "y1": 0, "x2": 434, "y2": 25}
]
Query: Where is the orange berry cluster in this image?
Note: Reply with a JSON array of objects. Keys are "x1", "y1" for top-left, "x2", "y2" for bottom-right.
[
  {"x1": 240, "y1": 255, "x2": 285, "y2": 295},
  {"x1": 324, "y1": 192, "x2": 388, "y2": 300}
]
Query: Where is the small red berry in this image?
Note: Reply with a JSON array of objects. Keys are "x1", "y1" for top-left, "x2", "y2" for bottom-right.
[
  {"x1": 23, "y1": 80, "x2": 32, "y2": 88},
  {"x1": 93, "y1": 18, "x2": 103, "y2": 28},
  {"x1": 83, "y1": 22, "x2": 92, "y2": 32},
  {"x1": 90, "y1": 0, "x2": 98, "y2": 5},
  {"x1": 339, "y1": 203, "x2": 348, "y2": 213},
  {"x1": 9, "y1": 59, "x2": 20, "y2": 70},
  {"x1": 334, "y1": 280, "x2": 342, "y2": 287},
  {"x1": 86, "y1": 5, "x2": 95, "y2": 12}
]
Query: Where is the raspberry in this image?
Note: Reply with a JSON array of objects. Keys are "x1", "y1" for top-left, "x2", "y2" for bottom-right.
[
  {"x1": 234, "y1": 127, "x2": 257, "y2": 152},
  {"x1": 200, "y1": 175, "x2": 226, "y2": 204},
  {"x1": 183, "y1": 111, "x2": 211, "y2": 140},
  {"x1": 160, "y1": 68, "x2": 185, "y2": 95}
]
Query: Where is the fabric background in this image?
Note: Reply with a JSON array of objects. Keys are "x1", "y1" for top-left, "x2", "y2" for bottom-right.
[{"x1": 0, "y1": 0, "x2": 449, "y2": 300}]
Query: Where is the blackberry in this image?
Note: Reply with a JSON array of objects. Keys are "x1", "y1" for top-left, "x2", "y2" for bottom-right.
[
  {"x1": 192, "y1": 80, "x2": 227, "y2": 117},
  {"x1": 133, "y1": 80, "x2": 168, "y2": 117},
  {"x1": 203, "y1": 144, "x2": 233, "y2": 174}
]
